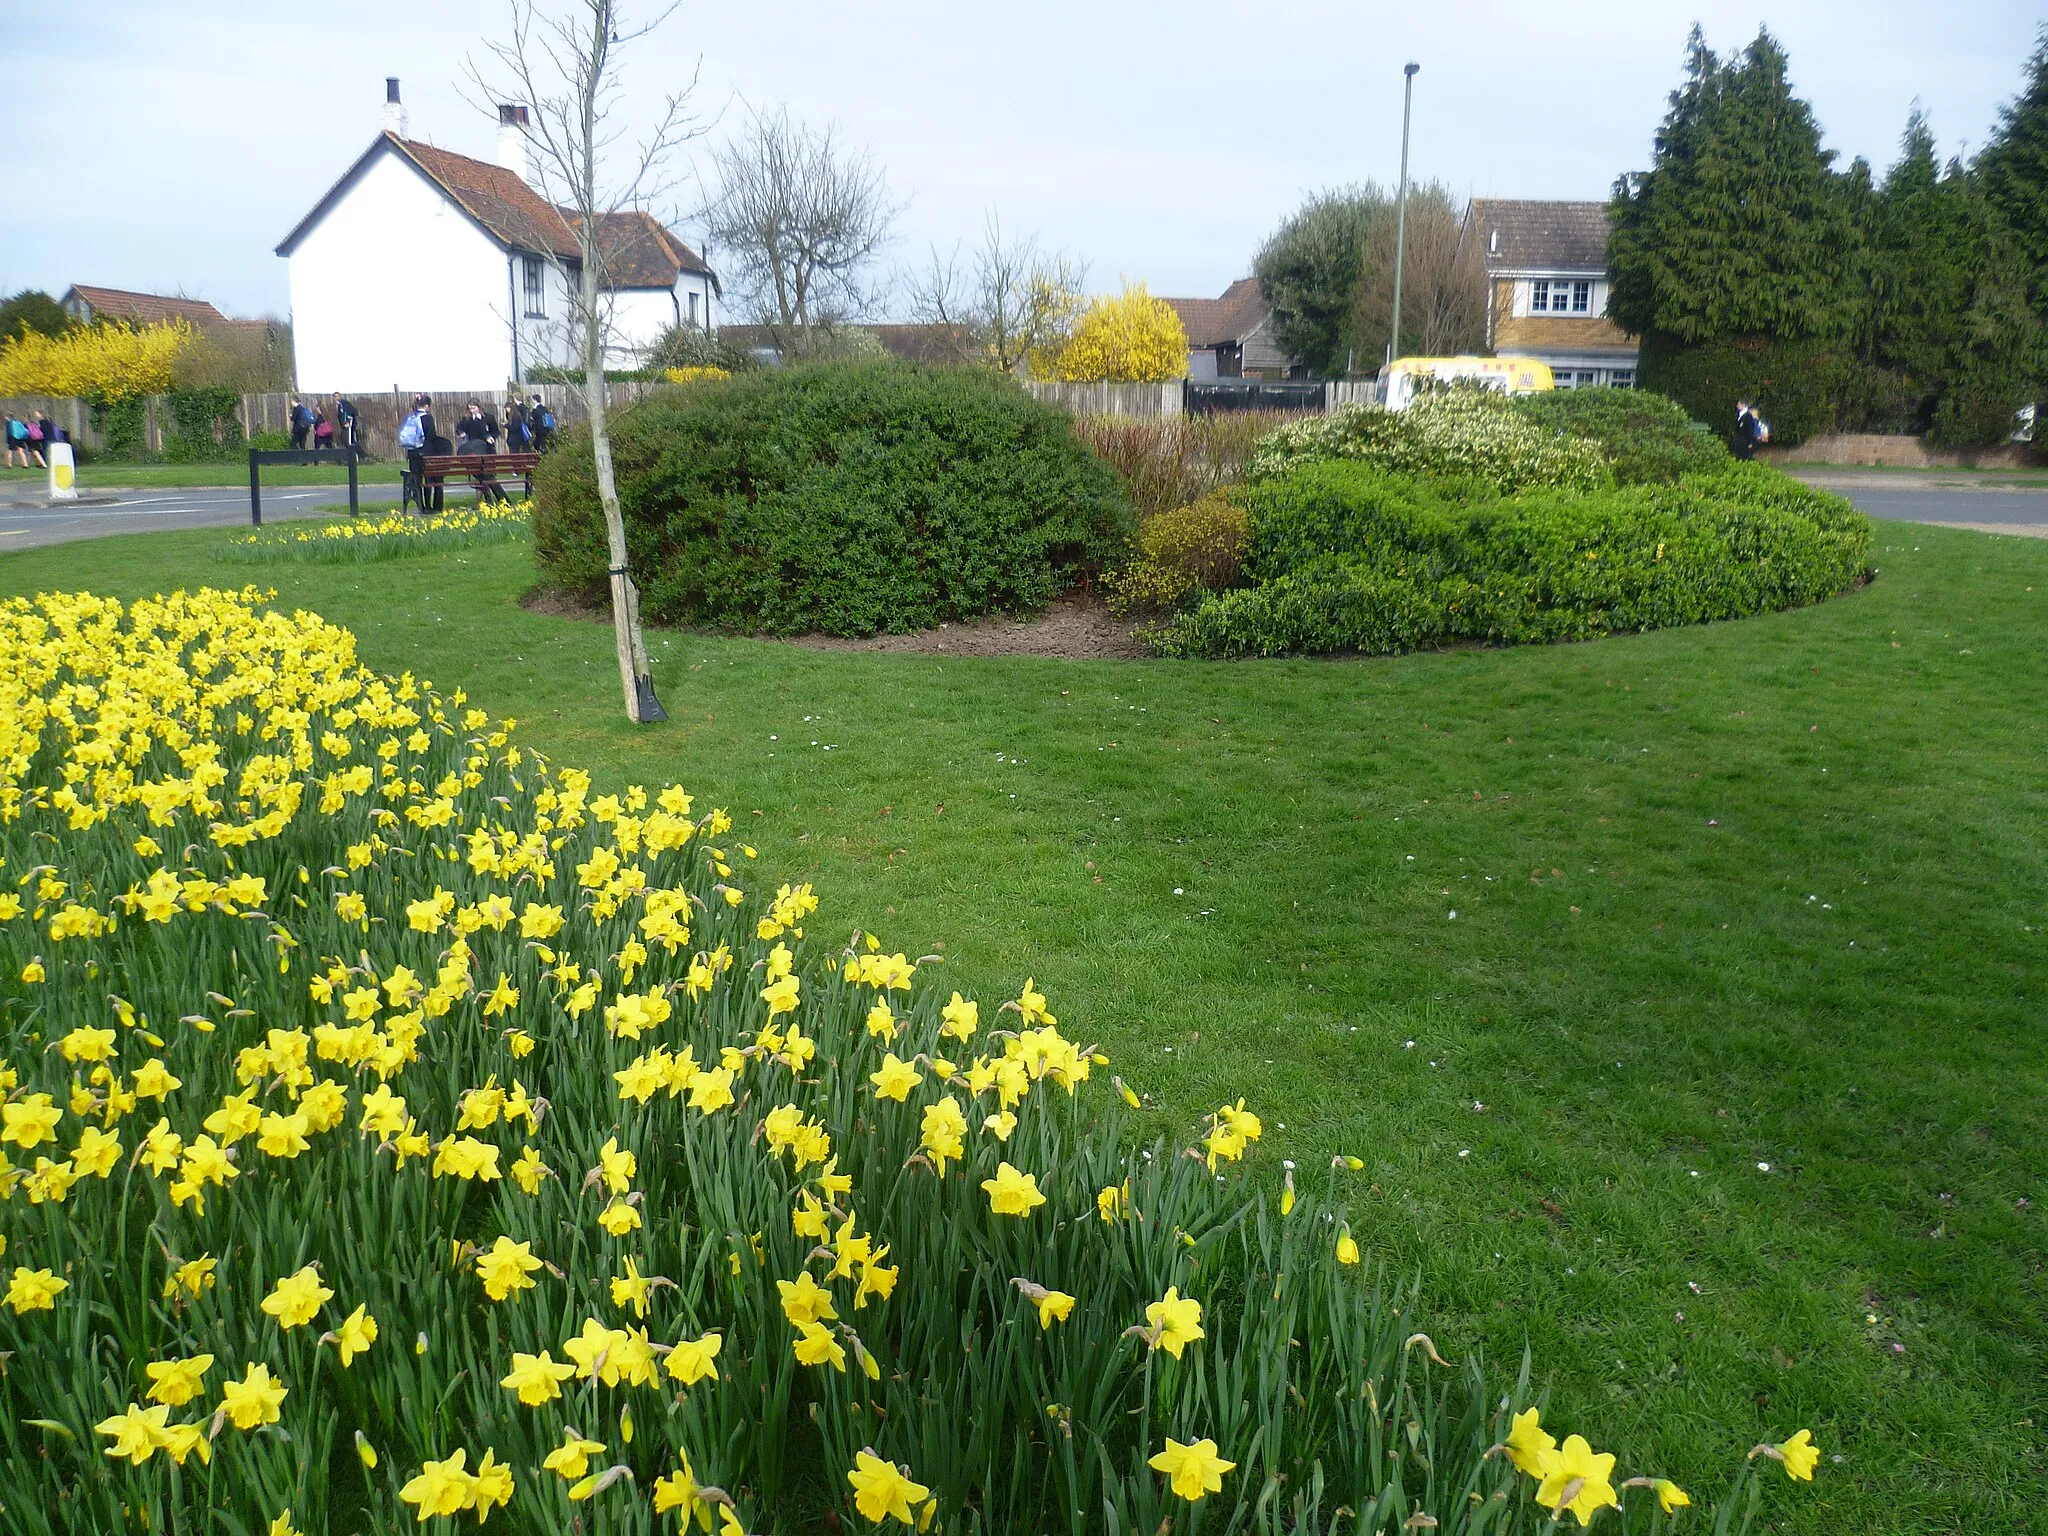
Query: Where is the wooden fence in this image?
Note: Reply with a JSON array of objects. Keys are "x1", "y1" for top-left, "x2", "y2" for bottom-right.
[
  {"x1": 0, "y1": 382, "x2": 665, "y2": 461},
  {"x1": 5, "y1": 376, "x2": 1379, "y2": 456}
]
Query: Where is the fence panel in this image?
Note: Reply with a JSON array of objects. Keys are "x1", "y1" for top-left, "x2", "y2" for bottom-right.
[{"x1": 1022, "y1": 380, "x2": 1183, "y2": 419}]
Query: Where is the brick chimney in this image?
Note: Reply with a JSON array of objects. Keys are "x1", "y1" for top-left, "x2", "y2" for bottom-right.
[{"x1": 497, "y1": 104, "x2": 531, "y2": 184}]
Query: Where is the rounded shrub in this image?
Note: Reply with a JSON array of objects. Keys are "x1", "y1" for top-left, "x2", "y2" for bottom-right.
[
  {"x1": 533, "y1": 362, "x2": 1128, "y2": 635},
  {"x1": 1509, "y1": 387, "x2": 1730, "y2": 484},
  {"x1": 1153, "y1": 460, "x2": 1872, "y2": 658}
]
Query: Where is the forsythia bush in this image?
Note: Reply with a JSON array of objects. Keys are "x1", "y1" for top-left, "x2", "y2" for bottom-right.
[
  {"x1": 1247, "y1": 393, "x2": 1611, "y2": 493},
  {"x1": 0, "y1": 588, "x2": 1824, "y2": 1534},
  {"x1": 1048, "y1": 285, "x2": 1189, "y2": 383},
  {"x1": 663, "y1": 367, "x2": 732, "y2": 386},
  {"x1": 0, "y1": 320, "x2": 192, "y2": 402}
]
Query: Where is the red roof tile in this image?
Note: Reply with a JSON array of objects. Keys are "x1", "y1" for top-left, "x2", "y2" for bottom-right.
[{"x1": 62, "y1": 286, "x2": 227, "y2": 327}]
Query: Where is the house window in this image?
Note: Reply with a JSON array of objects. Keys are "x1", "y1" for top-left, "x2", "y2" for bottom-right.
[
  {"x1": 522, "y1": 257, "x2": 546, "y2": 318},
  {"x1": 688, "y1": 291, "x2": 699, "y2": 325},
  {"x1": 1608, "y1": 369, "x2": 1635, "y2": 389},
  {"x1": 1529, "y1": 280, "x2": 1595, "y2": 314}
]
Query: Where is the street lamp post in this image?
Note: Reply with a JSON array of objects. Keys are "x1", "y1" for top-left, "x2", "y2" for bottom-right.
[{"x1": 1387, "y1": 61, "x2": 1421, "y2": 379}]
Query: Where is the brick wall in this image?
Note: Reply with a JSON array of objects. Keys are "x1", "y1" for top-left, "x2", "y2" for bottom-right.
[
  {"x1": 1763, "y1": 433, "x2": 2041, "y2": 470},
  {"x1": 1493, "y1": 312, "x2": 1635, "y2": 351}
]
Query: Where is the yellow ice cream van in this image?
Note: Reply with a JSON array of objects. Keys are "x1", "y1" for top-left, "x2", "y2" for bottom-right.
[{"x1": 1381, "y1": 355, "x2": 1554, "y2": 410}]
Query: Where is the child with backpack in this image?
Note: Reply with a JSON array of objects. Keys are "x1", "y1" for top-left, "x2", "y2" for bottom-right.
[{"x1": 527, "y1": 393, "x2": 555, "y2": 453}]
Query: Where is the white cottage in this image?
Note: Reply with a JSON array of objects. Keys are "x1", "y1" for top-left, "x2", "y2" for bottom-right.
[{"x1": 276, "y1": 80, "x2": 718, "y2": 392}]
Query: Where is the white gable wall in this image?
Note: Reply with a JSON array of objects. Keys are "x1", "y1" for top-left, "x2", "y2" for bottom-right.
[
  {"x1": 288, "y1": 148, "x2": 516, "y2": 393},
  {"x1": 601, "y1": 270, "x2": 716, "y2": 367}
]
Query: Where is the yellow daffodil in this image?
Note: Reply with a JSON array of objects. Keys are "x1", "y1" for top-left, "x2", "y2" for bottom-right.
[
  {"x1": 847, "y1": 1448, "x2": 931, "y2": 1524},
  {"x1": 981, "y1": 1161, "x2": 1047, "y2": 1217},
  {"x1": 144, "y1": 1353, "x2": 214, "y2": 1408},
  {"x1": 220, "y1": 1362, "x2": 288, "y2": 1430},
  {"x1": 1148, "y1": 1437, "x2": 1235, "y2": 1501},
  {"x1": 501, "y1": 1349, "x2": 577, "y2": 1406},
  {"x1": 261, "y1": 1265, "x2": 333, "y2": 1330},
  {"x1": 1145, "y1": 1287, "x2": 1205, "y2": 1358},
  {"x1": 1535, "y1": 1435, "x2": 1619, "y2": 1525},
  {"x1": 666, "y1": 1330, "x2": 722, "y2": 1386},
  {"x1": 1774, "y1": 1429, "x2": 1820, "y2": 1481},
  {"x1": 400, "y1": 1447, "x2": 476, "y2": 1518}
]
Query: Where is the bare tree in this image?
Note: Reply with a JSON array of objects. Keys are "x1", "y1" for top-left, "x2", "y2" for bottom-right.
[
  {"x1": 469, "y1": 0, "x2": 701, "y2": 723},
  {"x1": 702, "y1": 107, "x2": 896, "y2": 359},
  {"x1": 907, "y1": 214, "x2": 1086, "y2": 374},
  {"x1": 1354, "y1": 185, "x2": 1487, "y2": 362}
]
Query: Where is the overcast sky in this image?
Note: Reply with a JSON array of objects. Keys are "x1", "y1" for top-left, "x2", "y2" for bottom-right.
[{"x1": 3, "y1": 0, "x2": 2038, "y2": 319}]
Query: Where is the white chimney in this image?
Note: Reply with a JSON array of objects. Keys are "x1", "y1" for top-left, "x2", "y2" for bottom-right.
[
  {"x1": 382, "y1": 77, "x2": 407, "y2": 138},
  {"x1": 497, "y1": 104, "x2": 531, "y2": 184}
]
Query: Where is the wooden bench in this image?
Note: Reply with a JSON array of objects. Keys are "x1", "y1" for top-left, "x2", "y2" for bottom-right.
[{"x1": 413, "y1": 451, "x2": 541, "y2": 509}]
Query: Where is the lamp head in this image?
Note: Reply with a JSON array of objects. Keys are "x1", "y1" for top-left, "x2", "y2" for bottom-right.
[{"x1": 1405, "y1": 62, "x2": 1421, "y2": 77}]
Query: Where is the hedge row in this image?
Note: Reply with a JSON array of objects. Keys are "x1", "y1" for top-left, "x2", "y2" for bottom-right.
[{"x1": 1151, "y1": 460, "x2": 1872, "y2": 659}]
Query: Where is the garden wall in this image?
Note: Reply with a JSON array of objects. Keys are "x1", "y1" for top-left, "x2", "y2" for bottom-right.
[{"x1": 1762, "y1": 432, "x2": 2042, "y2": 470}]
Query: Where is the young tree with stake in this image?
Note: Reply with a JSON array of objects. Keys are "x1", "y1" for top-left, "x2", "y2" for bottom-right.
[{"x1": 470, "y1": 0, "x2": 700, "y2": 723}]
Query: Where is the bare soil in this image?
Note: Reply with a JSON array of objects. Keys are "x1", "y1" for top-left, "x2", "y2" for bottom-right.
[{"x1": 517, "y1": 586, "x2": 1156, "y2": 660}]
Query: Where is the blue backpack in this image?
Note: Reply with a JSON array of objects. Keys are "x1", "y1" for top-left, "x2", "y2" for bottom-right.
[{"x1": 397, "y1": 411, "x2": 426, "y2": 450}]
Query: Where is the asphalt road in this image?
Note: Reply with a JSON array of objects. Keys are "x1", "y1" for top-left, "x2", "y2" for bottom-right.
[
  {"x1": 1831, "y1": 486, "x2": 2048, "y2": 533},
  {"x1": 0, "y1": 483, "x2": 452, "y2": 552}
]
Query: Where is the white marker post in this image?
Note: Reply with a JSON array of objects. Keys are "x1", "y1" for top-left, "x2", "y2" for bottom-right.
[{"x1": 46, "y1": 442, "x2": 77, "y2": 501}]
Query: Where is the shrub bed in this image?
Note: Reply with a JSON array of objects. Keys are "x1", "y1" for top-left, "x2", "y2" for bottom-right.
[
  {"x1": 533, "y1": 363, "x2": 1127, "y2": 636},
  {"x1": 0, "y1": 588, "x2": 1824, "y2": 1532},
  {"x1": 1152, "y1": 461, "x2": 1872, "y2": 658}
]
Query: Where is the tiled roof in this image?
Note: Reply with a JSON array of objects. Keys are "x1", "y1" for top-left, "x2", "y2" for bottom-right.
[
  {"x1": 1160, "y1": 278, "x2": 1267, "y2": 347},
  {"x1": 570, "y1": 210, "x2": 716, "y2": 289},
  {"x1": 63, "y1": 286, "x2": 227, "y2": 326},
  {"x1": 278, "y1": 134, "x2": 714, "y2": 290},
  {"x1": 398, "y1": 137, "x2": 580, "y2": 260},
  {"x1": 1469, "y1": 200, "x2": 1611, "y2": 274},
  {"x1": 715, "y1": 323, "x2": 972, "y2": 363}
]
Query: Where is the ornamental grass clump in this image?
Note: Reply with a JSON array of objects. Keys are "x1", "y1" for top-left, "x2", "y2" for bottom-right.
[{"x1": 0, "y1": 589, "x2": 1817, "y2": 1533}]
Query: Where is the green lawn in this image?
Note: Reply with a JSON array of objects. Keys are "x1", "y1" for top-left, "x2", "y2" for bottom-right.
[
  {"x1": 0, "y1": 460, "x2": 404, "y2": 489},
  {"x1": 2, "y1": 523, "x2": 2042, "y2": 1532}
]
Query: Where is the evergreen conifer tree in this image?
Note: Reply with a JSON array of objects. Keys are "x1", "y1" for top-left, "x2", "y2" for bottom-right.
[
  {"x1": 1608, "y1": 28, "x2": 1854, "y2": 344},
  {"x1": 1979, "y1": 26, "x2": 2048, "y2": 314}
]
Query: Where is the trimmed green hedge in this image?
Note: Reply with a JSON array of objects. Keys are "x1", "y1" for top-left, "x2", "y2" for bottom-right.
[
  {"x1": 1152, "y1": 461, "x2": 1872, "y2": 658},
  {"x1": 1509, "y1": 387, "x2": 1730, "y2": 484},
  {"x1": 533, "y1": 362, "x2": 1128, "y2": 635}
]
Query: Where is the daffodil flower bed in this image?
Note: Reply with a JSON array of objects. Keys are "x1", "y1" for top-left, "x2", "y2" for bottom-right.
[
  {"x1": 216, "y1": 500, "x2": 534, "y2": 564},
  {"x1": 0, "y1": 588, "x2": 1820, "y2": 1534}
]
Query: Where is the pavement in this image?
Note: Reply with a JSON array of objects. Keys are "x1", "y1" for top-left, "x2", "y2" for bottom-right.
[{"x1": 0, "y1": 483, "x2": 431, "y2": 552}]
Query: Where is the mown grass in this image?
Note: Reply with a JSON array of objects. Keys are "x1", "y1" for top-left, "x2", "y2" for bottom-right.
[{"x1": 1, "y1": 522, "x2": 2042, "y2": 1533}]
